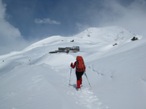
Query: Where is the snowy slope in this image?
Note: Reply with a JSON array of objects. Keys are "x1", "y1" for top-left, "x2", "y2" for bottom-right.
[{"x1": 0, "y1": 26, "x2": 146, "y2": 109}]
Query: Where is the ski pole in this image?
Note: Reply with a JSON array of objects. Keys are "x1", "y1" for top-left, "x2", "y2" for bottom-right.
[
  {"x1": 69, "y1": 68, "x2": 72, "y2": 85},
  {"x1": 84, "y1": 72, "x2": 92, "y2": 88}
]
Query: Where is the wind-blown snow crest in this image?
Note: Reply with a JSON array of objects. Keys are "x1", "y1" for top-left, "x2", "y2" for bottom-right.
[{"x1": 0, "y1": 26, "x2": 146, "y2": 109}]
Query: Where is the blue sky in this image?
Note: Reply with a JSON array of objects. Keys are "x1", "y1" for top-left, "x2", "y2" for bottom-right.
[
  {"x1": 3, "y1": 0, "x2": 106, "y2": 39},
  {"x1": 0, "y1": 0, "x2": 146, "y2": 54}
]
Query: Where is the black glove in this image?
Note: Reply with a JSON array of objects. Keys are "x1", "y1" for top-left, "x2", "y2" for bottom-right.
[{"x1": 70, "y1": 63, "x2": 73, "y2": 67}]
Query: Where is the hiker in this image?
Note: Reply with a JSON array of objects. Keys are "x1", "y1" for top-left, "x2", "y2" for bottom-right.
[{"x1": 70, "y1": 56, "x2": 86, "y2": 89}]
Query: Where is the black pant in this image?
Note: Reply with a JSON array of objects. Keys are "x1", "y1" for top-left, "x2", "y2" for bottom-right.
[{"x1": 76, "y1": 71, "x2": 84, "y2": 80}]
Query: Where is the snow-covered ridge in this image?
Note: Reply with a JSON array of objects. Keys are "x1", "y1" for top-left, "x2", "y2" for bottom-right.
[
  {"x1": 0, "y1": 26, "x2": 143, "y2": 69},
  {"x1": 25, "y1": 26, "x2": 141, "y2": 51},
  {"x1": 0, "y1": 26, "x2": 146, "y2": 109},
  {"x1": 0, "y1": 26, "x2": 141, "y2": 61}
]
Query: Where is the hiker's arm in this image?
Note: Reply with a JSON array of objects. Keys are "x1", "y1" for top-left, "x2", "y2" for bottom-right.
[{"x1": 70, "y1": 61, "x2": 76, "y2": 68}]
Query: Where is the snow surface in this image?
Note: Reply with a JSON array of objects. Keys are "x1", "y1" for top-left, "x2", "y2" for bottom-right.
[{"x1": 0, "y1": 26, "x2": 146, "y2": 109}]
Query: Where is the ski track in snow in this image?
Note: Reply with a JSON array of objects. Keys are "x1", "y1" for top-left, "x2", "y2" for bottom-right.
[{"x1": 67, "y1": 86, "x2": 109, "y2": 109}]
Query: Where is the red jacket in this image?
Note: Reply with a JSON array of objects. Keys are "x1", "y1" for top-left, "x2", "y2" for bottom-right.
[{"x1": 70, "y1": 61, "x2": 86, "y2": 72}]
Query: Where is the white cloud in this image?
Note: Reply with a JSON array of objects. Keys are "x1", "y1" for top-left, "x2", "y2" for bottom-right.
[
  {"x1": 0, "y1": 0, "x2": 27, "y2": 55},
  {"x1": 35, "y1": 18, "x2": 61, "y2": 25},
  {"x1": 75, "y1": 22, "x2": 90, "y2": 32},
  {"x1": 0, "y1": 0, "x2": 5, "y2": 19},
  {"x1": 0, "y1": 0, "x2": 22, "y2": 38},
  {"x1": 98, "y1": 0, "x2": 146, "y2": 36}
]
